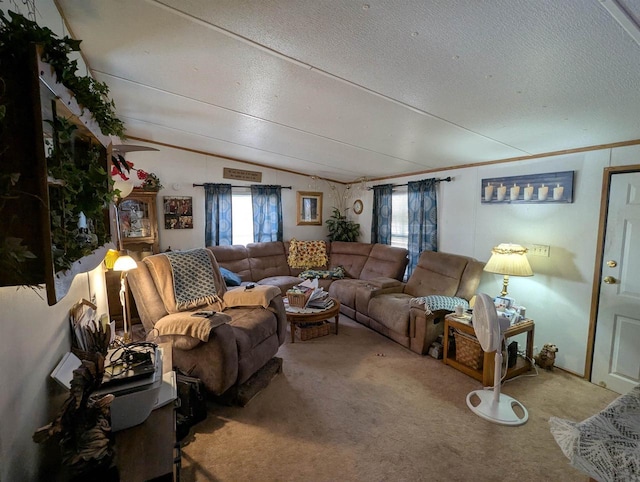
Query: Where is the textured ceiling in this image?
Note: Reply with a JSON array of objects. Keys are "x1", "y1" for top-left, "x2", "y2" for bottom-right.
[{"x1": 56, "y1": 0, "x2": 640, "y2": 182}]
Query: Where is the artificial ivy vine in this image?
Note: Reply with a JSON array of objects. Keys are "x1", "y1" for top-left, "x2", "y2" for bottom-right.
[
  {"x1": 0, "y1": 10, "x2": 125, "y2": 280},
  {"x1": 0, "y1": 10, "x2": 125, "y2": 138},
  {"x1": 47, "y1": 117, "x2": 112, "y2": 271}
]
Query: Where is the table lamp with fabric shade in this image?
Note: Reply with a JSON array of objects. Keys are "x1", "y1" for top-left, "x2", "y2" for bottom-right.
[
  {"x1": 113, "y1": 253, "x2": 137, "y2": 343},
  {"x1": 484, "y1": 243, "x2": 533, "y2": 296}
]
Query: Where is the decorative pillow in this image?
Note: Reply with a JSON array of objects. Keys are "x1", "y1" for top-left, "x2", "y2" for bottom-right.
[
  {"x1": 298, "y1": 266, "x2": 346, "y2": 280},
  {"x1": 410, "y1": 295, "x2": 469, "y2": 315},
  {"x1": 220, "y1": 267, "x2": 242, "y2": 286},
  {"x1": 288, "y1": 238, "x2": 328, "y2": 269}
]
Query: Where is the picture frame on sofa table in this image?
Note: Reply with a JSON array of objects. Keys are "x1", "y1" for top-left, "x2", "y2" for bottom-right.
[{"x1": 297, "y1": 191, "x2": 323, "y2": 225}]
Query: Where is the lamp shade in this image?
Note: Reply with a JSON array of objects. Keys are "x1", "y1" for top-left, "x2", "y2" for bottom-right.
[
  {"x1": 113, "y1": 254, "x2": 137, "y2": 272},
  {"x1": 484, "y1": 243, "x2": 533, "y2": 277}
]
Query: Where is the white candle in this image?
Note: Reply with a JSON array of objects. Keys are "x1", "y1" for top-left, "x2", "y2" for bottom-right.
[
  {"x1": 524, "y1": 183, "x2": 534, "y2": 201},
  {"x1": 484, "y1": 183, "x2": 494, "y2": 202},
  {"x1": 497, "y1": 184, "x2": 507, "y2": 201},
  {"x1": 510, "y1": 183, "x2": 520, "y2": 201},
  {"x1": 538, "y1": 184, "x2": 548, "y2": 201},
  {"x1": 77, "y1": 211, "x2": 87, "y2": 229},
  {"x1": 553, "y1": 183, "x2": 564, "y2": 201}
]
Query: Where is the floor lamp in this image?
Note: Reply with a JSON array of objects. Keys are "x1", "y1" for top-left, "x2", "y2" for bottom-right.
[{"x1": 113, "y1": 253, "x2": 137, "y2": 343}]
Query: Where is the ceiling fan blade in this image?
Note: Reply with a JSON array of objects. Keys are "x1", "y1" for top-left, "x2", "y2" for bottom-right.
[{"x1": 112, "y1": 145, "x2": 159, "y2": 153}]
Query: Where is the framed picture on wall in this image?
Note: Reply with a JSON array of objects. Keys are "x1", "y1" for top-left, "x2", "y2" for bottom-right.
[
  {"x1": 163, "y1": 196, "x2": 193, "y2": 229},
  {"x1": 296, "y1": 191, "x2": 323, "y2": 226}
]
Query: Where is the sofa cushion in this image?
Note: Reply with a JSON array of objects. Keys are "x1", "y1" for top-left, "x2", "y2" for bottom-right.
[
  {"x1": 359, "y1": 244, "x2": 409, "y2": 281},
  {"x1": 368, "y1": 293, "x2": 413, "y2": 336},
  {"x1": 220, "y1": 267, "x2": 242, "y2": 286},
  {"x1": 207, "y1": 245, "x2": 252, "y2": 282},
  {"x1": 328, "y1": 241, "x2": 373, "y2": 278},
  {"x1": 328, "y1": 278, "x2": 373, "y2": 311},
  {"x1": 404, "y1": 251, "x2": 469, "y2": 298},
  {"x1": 227, "y1": 306, "x2": 278, "y2": 354},
  {"x1": 247, "y1": 242, "x2": 291, "y2": 279},
  {"x1": 287, "y1": 239, "x2": 329, "y2": 269},
  {"x1": 257, "y1": 275, "x2": 302, "y2": 295}
]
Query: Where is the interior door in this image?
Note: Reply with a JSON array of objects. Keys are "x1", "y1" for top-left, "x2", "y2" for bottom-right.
[{"x1": 591, "y1": 171, "x2": 640, "y2": 394}]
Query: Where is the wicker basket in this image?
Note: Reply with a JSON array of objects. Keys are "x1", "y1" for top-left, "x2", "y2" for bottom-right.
[
  {"x1": 297, "y1": 322, "x2": 330, "y2": 341},
  {"x1": 287, "y1": 289, "x2": 312, "y2": 308},
  {"x1": 453, "y1": 331, "x2": 483, "y2": 370}
]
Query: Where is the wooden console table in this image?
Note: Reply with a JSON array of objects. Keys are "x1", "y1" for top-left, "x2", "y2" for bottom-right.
[{"x1": 443, "y1": 314, "x2": 534, "y2": 386}]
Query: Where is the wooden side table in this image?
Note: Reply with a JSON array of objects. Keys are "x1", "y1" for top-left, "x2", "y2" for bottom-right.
[{"x1": 443, "y1": 314, "x2": 534, "y2": 386}]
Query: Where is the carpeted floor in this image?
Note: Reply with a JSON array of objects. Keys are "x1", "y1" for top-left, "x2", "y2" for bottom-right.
[{"x1": 180, "y1": 315, "x2": 617, "y2": 481}]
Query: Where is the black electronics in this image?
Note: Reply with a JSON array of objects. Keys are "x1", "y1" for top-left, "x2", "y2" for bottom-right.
[
  {"x1": 507, "y1": 341, "x2": 518, "y2": 368},
  {"x1": 101, "y1": 342, "x2": 158, "y2": 388}
]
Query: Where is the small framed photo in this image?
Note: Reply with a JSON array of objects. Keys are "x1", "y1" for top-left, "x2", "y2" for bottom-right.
[
  {"x1": 164, "y1": 196, "x2": 193, "y2": 229},
  {"x1": 296, "y1": 191, "x2": 323, "y2": 226},
  {"x1": 494, "y1": 296, "x2": 515, "y2": 310}
]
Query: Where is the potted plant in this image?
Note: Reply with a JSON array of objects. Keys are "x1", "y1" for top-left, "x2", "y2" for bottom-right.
[{"x1": 326, "y1": 207, "x2": 360, "y2": 242}]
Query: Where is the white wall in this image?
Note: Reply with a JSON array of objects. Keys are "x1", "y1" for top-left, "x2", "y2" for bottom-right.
[
  {"x1": 0, "y1": 266, "x2": 109, "y2": 481},
  {"x1": 0, "y1": 2, "x2": 110, "y2": 479},
  {"x1": 124, "y1": 143, "x2": 344, "y2": 250},
  {"x1": 358, "y1": 145, "x2": 640, "y2": 376}
]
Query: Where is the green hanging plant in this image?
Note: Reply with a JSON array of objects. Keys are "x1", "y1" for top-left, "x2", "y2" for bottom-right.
[
  {"x1": 326, "y1": 207, "x2": 360, "y2": 242},
  {"x1": 0, "y1": 10, "x2": 125, "y2": 138},
  {"x1": 47, "y1": 117, "x2": 113, "y2": 271}
]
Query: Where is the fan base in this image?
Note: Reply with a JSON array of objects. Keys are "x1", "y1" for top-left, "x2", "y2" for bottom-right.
[{"x1": 466, "y1": 390, "x2": 529, "y2": 426}]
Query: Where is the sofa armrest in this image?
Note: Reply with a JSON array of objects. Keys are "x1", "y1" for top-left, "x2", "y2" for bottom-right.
[
  {"x1": 147, "y1": 322, "x2": 239, "y2": 395},
  {"x1": 267, "y1": 294, "x2": 288, "y2": 345},
  {"x1": 408, "y1": 307, "x2": 450, "y2": 355}
]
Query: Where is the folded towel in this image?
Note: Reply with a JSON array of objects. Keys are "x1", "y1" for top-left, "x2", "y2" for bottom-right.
[
  {"x1": 154, "y1": 312, "x2": 232, "y2": 341},
  {"x1": 223, "y1": 285, "x2": 280, "y2": 308},
  {"x1": 410, "y1": 295, "x2": 469, "y2": 315}
]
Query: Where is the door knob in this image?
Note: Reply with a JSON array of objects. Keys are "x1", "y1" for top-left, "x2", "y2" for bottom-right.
[
  {"x1": 606, "y1": 260, "x2": 617, "y2": 268},
  {"x1": 603, "y1": 276, "x2": 617, "y2": 284}
]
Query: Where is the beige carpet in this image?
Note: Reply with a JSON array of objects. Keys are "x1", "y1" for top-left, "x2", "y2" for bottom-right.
[{"x1": 180, "y1": 315, "x2": 617, "y2": 481}]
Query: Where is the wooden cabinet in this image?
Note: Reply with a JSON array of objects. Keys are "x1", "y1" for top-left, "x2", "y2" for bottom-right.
[
  {"x1": 0, "y1": 44, "x2": 113, "y2": 304},
  {"x1": 115, "y1": 342, "x2": 178, "y2": 481},
  {"x1": 118, "y1": 190, "x2": 160, "y2": 256}
]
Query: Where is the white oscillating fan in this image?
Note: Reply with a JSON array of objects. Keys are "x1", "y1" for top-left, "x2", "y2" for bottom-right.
[{"x1": 466, "y1": 293, "x2": 528, "y2": 426}]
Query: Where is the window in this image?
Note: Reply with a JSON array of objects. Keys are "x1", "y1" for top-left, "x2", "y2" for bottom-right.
[
  {"x1": 391, "y1": 190, "x2": 408, "y2": 249},
  {"x1": 231, "y1": 192, "x2": 253, "y2": 245}
]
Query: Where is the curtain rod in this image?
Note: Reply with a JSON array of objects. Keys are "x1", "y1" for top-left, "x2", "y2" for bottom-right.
[
  {"x1": 193, "y1": 184, "x2": 292, "y2": 189},
  {"x1": 368, "y1": 176, "x2": 452, "y2": 190}
]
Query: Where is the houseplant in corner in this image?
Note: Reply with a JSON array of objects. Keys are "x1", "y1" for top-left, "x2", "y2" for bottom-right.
[{"x1": 326, "y1": 207, "x2": 360, "y2": 242}]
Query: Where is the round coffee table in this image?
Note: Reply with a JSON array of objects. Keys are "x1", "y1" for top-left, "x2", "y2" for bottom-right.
[{"x1": 285, "y1": 297, "x2": 340, "y2": 343}]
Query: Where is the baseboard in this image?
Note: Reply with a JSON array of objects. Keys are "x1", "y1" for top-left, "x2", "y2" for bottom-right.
[{"x1": 213, "y1": 357, "x2": 283, "y2": 407}]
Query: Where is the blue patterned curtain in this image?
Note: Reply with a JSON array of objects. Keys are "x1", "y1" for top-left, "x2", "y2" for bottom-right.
[
  {"x1": 407, "y1": 179, "x2": 437, "y2": 277},
  {"x1": 204, "y1": 183, "x2": 232, "y2": 246},
  {"x1": 371, "y1": 184, "x2": 393, "y2": 244},
  {"x1": 251, "y1": 185, "x2": 283, "y2": 242}
]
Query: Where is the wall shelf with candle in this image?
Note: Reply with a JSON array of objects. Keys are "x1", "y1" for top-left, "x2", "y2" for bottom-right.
[{"x1": 481, "y1": 171, "x2": 574, "y2": 204}]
